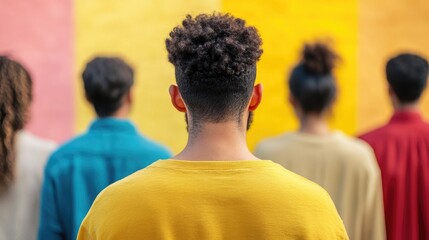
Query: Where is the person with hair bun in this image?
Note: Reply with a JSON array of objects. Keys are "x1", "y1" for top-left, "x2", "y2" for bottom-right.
[
  {"x1": 0, "y1": 56, "x2": 56, "y2": 240},
  {"x1": 38, "y1": 57, "x2": 171, "y2": 240},
  {"x1": 255, "y1": 42, "x2": 386, "y2": 240}
]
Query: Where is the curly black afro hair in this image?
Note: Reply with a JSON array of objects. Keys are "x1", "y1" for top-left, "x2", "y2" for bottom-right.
[{"x1": 166, "y1": 13, "x2": 263, "y2": 124}]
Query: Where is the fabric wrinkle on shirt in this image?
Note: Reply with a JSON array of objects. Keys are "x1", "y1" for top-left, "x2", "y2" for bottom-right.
[
  {"x1": 38, "y1": 118, "x2": 171, "y2": 240},
  {"x1": 77, "y1": 159, "x2": 349, "y2": 240},
  {"x1": 255, "y1": 130, "x2": 386, "y2": 240},
  {"x1": 360, "y1": 110, "x2": 429, "y2": 240}
]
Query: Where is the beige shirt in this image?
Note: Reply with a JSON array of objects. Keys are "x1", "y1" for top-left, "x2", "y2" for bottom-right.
[
  {"x1": 0, "y1": 131, "x2": 56, "y2": 240},
  {"x1": 255, "y1": 131, "x2": 385, "y2": 240}
]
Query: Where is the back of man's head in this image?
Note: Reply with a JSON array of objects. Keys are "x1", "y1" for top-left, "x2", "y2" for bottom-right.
[
  {"x1": 166, "y1": 13, "x2": 262, "y2": 126},
  {"x1": 82, "y1": 57, "x2": 134, "y2": 117},
  {"x1": 386, "y1": 53, "x2": 429, "y2": 104}
]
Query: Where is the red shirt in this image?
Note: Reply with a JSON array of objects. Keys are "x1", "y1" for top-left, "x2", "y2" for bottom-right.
[{"x1": 360, "y1": 111, "x2": 429, "y2": 240}]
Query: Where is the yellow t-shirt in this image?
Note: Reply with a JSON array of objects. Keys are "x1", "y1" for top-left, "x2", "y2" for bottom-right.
[{"x1": 78, "y1": 160, "x2": 348, "y2": 240}]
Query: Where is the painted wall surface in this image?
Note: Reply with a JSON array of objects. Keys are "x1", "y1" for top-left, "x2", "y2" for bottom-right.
[
  {"x1": 75, "y1": 0, "x2": 219, "y2": 152},
  {"x1": 223, "y1": 0, "x2": 358, "y2": 150},
  {"x1": 357, "y1": 0, "x2": 429, "y2": 134},
  {"x1": 1, "y1": 0, "x2": 428, "y2": 152},
  {"x1": 0, "y1": 0, "x2": 74, "y2": 141}
]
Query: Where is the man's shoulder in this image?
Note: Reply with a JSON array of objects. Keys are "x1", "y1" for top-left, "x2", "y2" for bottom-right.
[
  {"x1": 257, "y1": 165, "x2": 347, "y2": 239},
  {"x1": 82, "y1": 161, "x2": 348, "y2": 239},
  {"x1": 95, "y1": 161, "x2": 331, "y2": 206},
  {"x1": 360, "y1": 120, "x2": 429, "y2": 142},
  {"x1": 334, "y1": 133, "x2": 376, "y2": 159},
  {"x1": 86, "y1": 166, "x2": 154, "y2": 208},
  {"x1": 44, "y1": 133, "x2": 92, "y2": 171},
  {"x1": 359, "y1": 124, "x2": 390, "y2": 143},
  {"x1": 133, "y1": 135, "x2": 171, "y2": 157},
  {"x1": 273, "y1": 166, "x2": 336, "y2": 204},
  {"x1": 52, "y1": 133, "x2": 91, "y2": 154},
  {"x1": 275, "y1": 169, "x2": 348, "y2": 238},
  {"x1": 254, "y1": 133, "x2": 293, "y2": 156},
  {"x1": 17, "y1": 131, "x2": 57, "y2": 159}
]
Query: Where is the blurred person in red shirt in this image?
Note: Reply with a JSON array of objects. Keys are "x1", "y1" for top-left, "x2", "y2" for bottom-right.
[{"x1": 360, "y1": 53, "x2": 429, "y2": 240}]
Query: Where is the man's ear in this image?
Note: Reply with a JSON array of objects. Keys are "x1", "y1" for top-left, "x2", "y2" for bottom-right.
[
  {"x1": 249, "y1": 83, "x2": 263, "y2": 111},
  {"x1": 288, "y1": 94, "x2": 295, "y2": 106},
  {"x1": 388, "y1": 85, "x2": 394, "y2": 97},
  {"x1": 85, "y1": 93, "x2": 91, "y2": 103},
  {"x1": 169, "y1": 85, "x2": 187, "y2": 112},
  {"x1": 388, "y1": 85, "x2": 397, "y2": 102},
  {"x1": 125, "y1": 89, "x2": 132, "y2": 104}
]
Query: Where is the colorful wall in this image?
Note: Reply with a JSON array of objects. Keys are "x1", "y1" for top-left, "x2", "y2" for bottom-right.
[{"x1": 1, "y1": 0, "x2": 428, "y2": 153}]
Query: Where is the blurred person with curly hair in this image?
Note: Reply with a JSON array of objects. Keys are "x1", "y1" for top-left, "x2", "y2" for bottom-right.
[
  {"x1": 0, "y1": 56, "x2": 56, "y2": 240},
  {"x1": 78, "y1": 14, "x2": 348, "y2": 240}
]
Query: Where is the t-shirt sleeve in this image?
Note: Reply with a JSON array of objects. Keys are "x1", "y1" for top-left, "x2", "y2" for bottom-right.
[
  {"x1": 325, "y1": 196, "x2": 350, "y2": 240},
  {"x1": 312, "y1": 188, "x2": 350, "y2": 240},
  {"x1": 77, "y1": 216, "x2": 92, "y2": 240},
  {"x1": 77, "y1": 185, "x2": 112, "y2": 240},
  {"x1": 77, "y1": 194, "x2": 101, "y2": 240}
]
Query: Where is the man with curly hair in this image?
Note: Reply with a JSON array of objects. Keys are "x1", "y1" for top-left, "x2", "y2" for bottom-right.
[{"x1": 78, "y1": 13, "x2": 348, "y2": 240}]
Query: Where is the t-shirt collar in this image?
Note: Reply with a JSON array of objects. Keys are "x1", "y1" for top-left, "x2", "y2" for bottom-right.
[
  {"x1": 151, "y1": 159, "x2": 276, "y2": 170},
  {"x1": 389, "y1": 110, "x2": 423, "y2": 124},
  {"x1": 89, "y1": 117, "x2": 138, "y2": 134}
]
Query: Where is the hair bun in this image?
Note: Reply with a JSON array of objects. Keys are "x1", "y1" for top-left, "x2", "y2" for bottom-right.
[{"x1": 302, "y1": 42, "x2": 338, "y2": 75}]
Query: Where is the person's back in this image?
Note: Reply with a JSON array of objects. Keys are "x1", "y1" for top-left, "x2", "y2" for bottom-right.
[
  {"x1": 38, "y1": 57, "x2": 171, "y2": 240},
  {"x1": 360, "y1": 53, "x2": 429, "y2": 240},
  {"x1": 0, "y1": 132, "x2": 56, "y2": 240},
  {"x1": 79, "y1": 160, "x2": 347, "y2": 240},
  {"x1": 0, "y1": 57, "x2": 56, "y2": 240},
  {"x1": 255, "y1": 132, "x2": 384, "y2": 240},
  {"x1": 255, "y1": 43, "x2": 384, "y2": 240},
  {"x1": 78, "y1": 13, "x2": 348, "y2": 240}
]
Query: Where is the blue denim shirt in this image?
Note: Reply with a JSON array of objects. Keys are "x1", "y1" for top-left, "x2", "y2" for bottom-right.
[{"x1": 38, "y1": 118, "x2": 171, "y2": 240}]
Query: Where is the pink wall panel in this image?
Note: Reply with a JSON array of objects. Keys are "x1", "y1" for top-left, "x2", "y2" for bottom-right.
[{"x1": 0, "y1": 0, "x2": 74, "y2": 142}]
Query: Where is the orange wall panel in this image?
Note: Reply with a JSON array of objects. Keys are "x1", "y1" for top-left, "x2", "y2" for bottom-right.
[{"x1": 357, "y1": 0, "x2": 429, "y2": 134}]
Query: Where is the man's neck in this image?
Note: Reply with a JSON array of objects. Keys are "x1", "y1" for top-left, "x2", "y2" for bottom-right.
[
  {"x1": 104, "y1": 105, "x2": 129, "y2": 119},
  {"x1": 299, "y1": 114, "x2": 330, "y2": 135},
  {"x1": 174, "y1": 122, "x2": 258, "y2": 161},
  {"x1": 393, "y1": 102, "x2": 420, "y2": 112}
]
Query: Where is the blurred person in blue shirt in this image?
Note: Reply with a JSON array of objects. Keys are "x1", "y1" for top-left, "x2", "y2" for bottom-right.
[{"x1": 38, "y1": 57, "x2": 171, "y2": 240}]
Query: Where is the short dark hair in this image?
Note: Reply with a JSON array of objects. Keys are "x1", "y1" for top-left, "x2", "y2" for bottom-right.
[
  {"x1": 82, "y1": 57, "x2": 134, "y2": 117},
  {"x1": 386, "y1": 53, "x2": 429, "y2": 103},
  {"x1": 289, "y1": 42, "x2": 338, "y2": 114},
  {"x1": 166, "y1": 13, "x2": 262, "y2": 125}
]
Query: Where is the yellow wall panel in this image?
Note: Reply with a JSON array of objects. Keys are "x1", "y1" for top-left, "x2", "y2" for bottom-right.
[
  {"x1": 222, "y1": 0, "x2": 358, "y2": 149},
  {"x1": 75, "y1": 0, "x2": 220, "y2": 153},
  {"x1": 358, "y1": 0, "x2": 429, "y2": 134}
]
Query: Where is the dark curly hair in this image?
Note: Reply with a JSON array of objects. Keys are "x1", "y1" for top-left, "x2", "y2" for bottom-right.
[
  {"x1": 289, "y1": 42, "x2": 339, "y2": 114},
  {"x1": 386, "y1": 53, "x2": 428, "y2": 103},
  {"x1": 166, "y1": 13, "x2": 262, "y2": 125},
  {"x1": 82, "y1": 57, "x2": 134, "y2": 117},
  {"x1": 0, "y1": 56, "x2": 32, "y2": 190}
]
